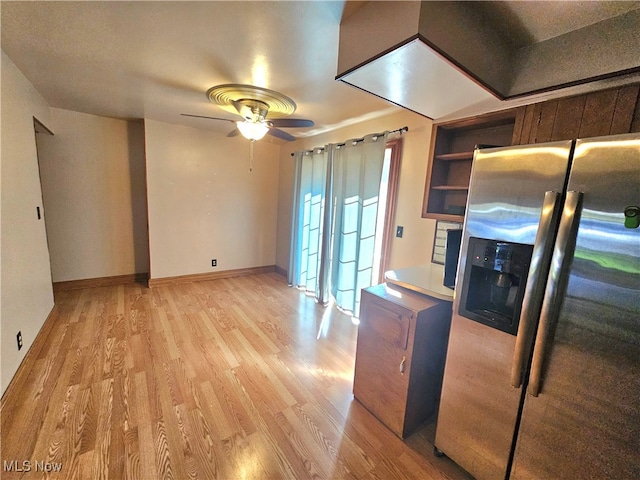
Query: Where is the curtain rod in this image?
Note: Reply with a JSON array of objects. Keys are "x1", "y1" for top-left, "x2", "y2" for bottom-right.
[{"x1": 290, "y1": 126, "x2": 408, "y2": 156}]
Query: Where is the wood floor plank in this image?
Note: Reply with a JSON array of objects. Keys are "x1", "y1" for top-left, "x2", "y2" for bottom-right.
[
  {"x1": 133, "y1": 372, "x2": 159, "y2": 480},
  {"x1": 198, "y1": 380, "x2": 241, "y2": 440},
  {"x1": 197, "y1": 311, "x2": 241, "y2": 370},
  {"x1": 80, "y1": 314, "x2": 107, "y2": 388},
  {"x1": 1, "y1": 273, "x2": 470, "y2": 480},
  {"x1": 77, "y1": 450, "x2": 94, "y2": 480},
  {"x1": 153, "y1": 419, "x2": 174, "y2": 480},
  {"x1": 75, "y1": 386, "x2": 95, "y2": 455},
  {"x1": 298, "y1": 399, "x2": 375, "y2": 477},
  {"x1": 262, "y1": 354, "x2": 310, "y2": 406},
  {"x1": 186, "y1": 406, "x2": 222, "y2": 479},
  {"x1": 28, "y1": 349, "x2": 79, "y2": 463},
  {"x1": 274, "y1": 407, "x2": 332, "y2": 479},
  {"x1": 123, "y1": 426, "x2": 140, "y2": 480},
  {"x1": 282, "y1": 405, "x2": 357, "y2": 480},
  {"x1": 92, "y1": 378, "x2": 114, "y2": 480},
  {"x1": 171, "y1": 403, "x2": 200, "y2": 480}
]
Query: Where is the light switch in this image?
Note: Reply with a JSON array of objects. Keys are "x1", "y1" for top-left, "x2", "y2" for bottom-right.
[{"x1": 396, "y1": 226, "x2": 404, "y2": 238}]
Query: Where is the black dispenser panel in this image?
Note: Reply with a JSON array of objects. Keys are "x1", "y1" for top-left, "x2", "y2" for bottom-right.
[{"x1": 458, "y1": 237, "x2": 533, "y2": 335}]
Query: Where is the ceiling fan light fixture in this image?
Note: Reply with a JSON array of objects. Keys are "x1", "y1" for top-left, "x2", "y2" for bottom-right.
[{"x1": 237, "y1": 121, "x2": 269, "y2": 141}]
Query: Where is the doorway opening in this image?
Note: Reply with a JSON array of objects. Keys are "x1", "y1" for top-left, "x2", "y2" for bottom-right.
[{"x1": 33, "y1": 117, "x2": 55, "y2": 288}]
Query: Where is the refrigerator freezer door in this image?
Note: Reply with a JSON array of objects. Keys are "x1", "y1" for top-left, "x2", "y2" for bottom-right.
[
  {"x1": 511, "y1": 133, "x2": 640, "y2": 479},
  {"x1": 527, "y1": 191, "x2": 583, "y2": 397},
  {"x1": 435, "y1": 142, "x2": 573, "y2": 480},
  {"x1": 511, "y1": 191, "x2": 563, "y2": 388}
]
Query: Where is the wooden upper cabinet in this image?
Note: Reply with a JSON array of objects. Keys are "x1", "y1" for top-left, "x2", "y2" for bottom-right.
[
  {"x1": 513, "y1": 83, "x2": 640, "y2": 144},
  {"x1": 422, "y1": 84, "x2": 640, "y2": 222}
]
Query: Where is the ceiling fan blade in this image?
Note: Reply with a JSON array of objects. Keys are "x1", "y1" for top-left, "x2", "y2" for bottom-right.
[
  {"x1": 267, "y1": 127, "x2": 296, "y2": 142},
  {"x1": 227, "y1": 128, "x2": 240, "y2": 138},
  {"x1": 268, "y1": 118, "x2": 314, "y2": 128},
  {"x1": 181, "y1": 114, "x2": 235, "y2": 123}
]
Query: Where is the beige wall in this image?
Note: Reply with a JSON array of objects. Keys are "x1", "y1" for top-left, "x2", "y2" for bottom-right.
[
  {"x1": 145, "y1": 120, "x2": 280, "y2": 279},
  {"x1": 1, "y1": 51, "x2": 54, "y2": 395},
  {"x1": 276, "y1": 108, "x2": 437, "y2": 275},
  {"x1": 37, "y1": 108, "x2": 148, "y2": 282}
]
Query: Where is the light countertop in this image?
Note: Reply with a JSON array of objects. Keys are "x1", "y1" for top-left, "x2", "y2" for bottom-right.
[{"x1": 384, "y1": 263, "x2": 454, "y2": 302}]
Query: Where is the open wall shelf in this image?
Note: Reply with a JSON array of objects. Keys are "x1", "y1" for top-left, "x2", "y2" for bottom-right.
[{"x1": 422, "y1": 108, "x2": 521, "y2": 222}]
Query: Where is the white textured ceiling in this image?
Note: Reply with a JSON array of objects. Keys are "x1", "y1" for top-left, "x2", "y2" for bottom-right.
[
  {"x1": 1, "y1": 1, "x2": 398, "y2": 138},
  {"x1": 2, "y1": 1, "x2": 638, "y2": 138}
]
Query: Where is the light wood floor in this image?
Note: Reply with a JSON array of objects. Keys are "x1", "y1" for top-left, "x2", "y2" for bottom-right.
[{"x1": 1, "y1": 273, "x2": 471, "y2": 479}]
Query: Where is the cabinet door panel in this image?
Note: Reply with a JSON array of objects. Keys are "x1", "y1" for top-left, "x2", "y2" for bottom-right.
[
  {"x1": 610, "y1": 84, "x2": 639, "y2": 134},
  {"x1": 353, "y1": 297, "x2": 413, "y2": 436},
  {"x1": 353, "y1": 334, "x2": 410, "y2": 435},
  {"x1": 578, "y1": 88, "x2": 618, "y2": 137},
  {"x1": 517, "y1": 104, "x2": 536, "y2": 145},
  {"x1": 551, "y1": 94, "x2": 586, "y2": 141},
  {"x1": 530, "y1": 100, "x2": 558, "y2": 143},
  {"x1": 365, "y1": 300, "x2": 410, "y2": 350}
]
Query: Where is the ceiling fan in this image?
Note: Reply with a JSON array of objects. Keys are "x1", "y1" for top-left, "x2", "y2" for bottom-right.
[{"x1": 182, "y1": 84, "x2": 314, "y2": 141}]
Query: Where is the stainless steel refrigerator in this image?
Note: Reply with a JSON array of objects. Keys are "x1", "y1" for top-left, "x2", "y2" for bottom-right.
[{"x1": 434, "y1": 132, "x2": 640, "y2": 479}]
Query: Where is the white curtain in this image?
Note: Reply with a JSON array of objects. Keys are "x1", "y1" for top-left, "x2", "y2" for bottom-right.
[
  {"x1": 289, "y1": 132, "x2": 388, "y2": 315},
  {"x1": 288, "y1": 148, "x2": 328, "y2": 300},
  {"x1": 329, "y1": 133, "x2": 388, "y2": 316}
]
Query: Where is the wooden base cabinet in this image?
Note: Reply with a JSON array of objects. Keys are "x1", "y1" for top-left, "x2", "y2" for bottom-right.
[{"x1": 353, "y1": 284, "x2": 452, "y2": 438}]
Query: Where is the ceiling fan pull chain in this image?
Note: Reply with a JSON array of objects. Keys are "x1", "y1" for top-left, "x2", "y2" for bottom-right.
[{"x1": 249, "y1": 140, "x2": 255, "y2": 172}]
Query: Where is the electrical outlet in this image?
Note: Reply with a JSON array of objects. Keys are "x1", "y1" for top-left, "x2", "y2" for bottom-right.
[
  {"x1": 17, "y1": 331, "x2": 23, "y2": 351},
  {"x1": 211, "y1": 259, "x2": 217, "y2": 267}
]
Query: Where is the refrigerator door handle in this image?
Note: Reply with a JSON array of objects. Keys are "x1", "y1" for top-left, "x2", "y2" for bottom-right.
[
  {"x1": 528, "y1": 191, "x2": 584, "y2": 397},
  {"x1": 510, "y1": 191, "x2": 563, "y2": 388}
]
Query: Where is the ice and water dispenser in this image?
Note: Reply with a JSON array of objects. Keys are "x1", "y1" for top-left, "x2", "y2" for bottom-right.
[{"x1": 458, "y1": 237, "x2": 533, "y2": 335}]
